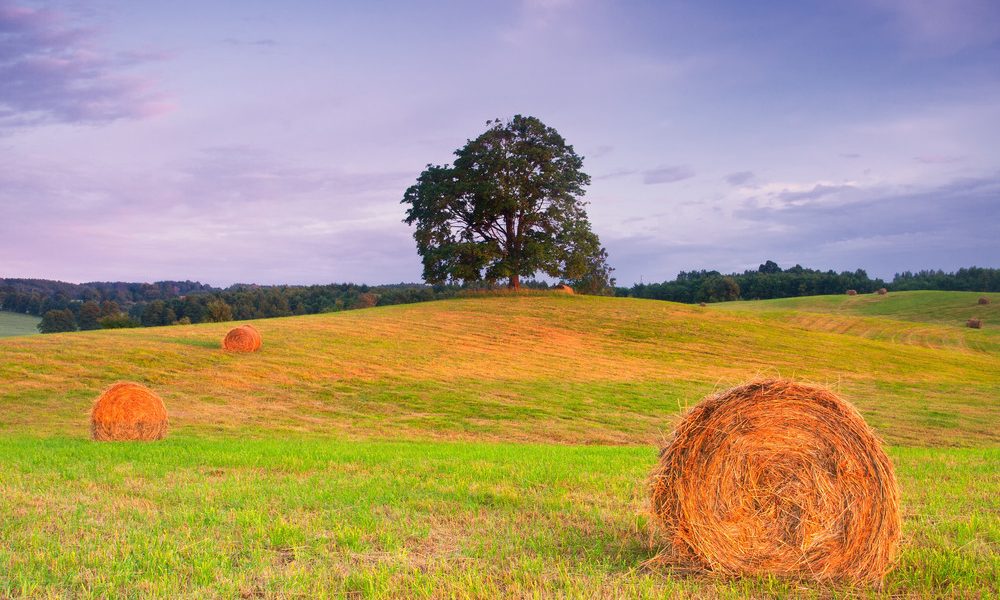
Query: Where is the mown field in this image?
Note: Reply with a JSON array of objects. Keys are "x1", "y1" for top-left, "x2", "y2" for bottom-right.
[
  {"x1": 0, "y1": 310, "x2": 40, "y2": 338},
  {"x1": 1, "y1": 291, "x2": 997, "y2": 597}
]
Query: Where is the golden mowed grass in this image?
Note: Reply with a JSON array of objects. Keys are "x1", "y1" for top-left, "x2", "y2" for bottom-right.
[{"x1": 0, "y1": 293, "x2": 998, "y2": 445}]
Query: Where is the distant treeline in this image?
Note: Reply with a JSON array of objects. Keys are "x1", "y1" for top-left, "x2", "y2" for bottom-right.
[
  {"x1": 617, "y1": 263, "x2": 1000, "y2": 304},
  {"x1": 4, "y1": 265, "x2": 998, "y2": 333},
  {"x1": 0, "y1": 278, "x2": 553, "y2": 333}
]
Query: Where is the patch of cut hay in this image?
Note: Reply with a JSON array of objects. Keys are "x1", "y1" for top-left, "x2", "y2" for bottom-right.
[
  {"x1": 846, "y1": 289, "x2": 858, "y2": 296},
  {"x1": 554, "y1": 284, "x2": 574, "y2": 294},
  {"x1": 979, "y1": 297, "x2": 991, "y2": 305},
  {"x1": 91, "y1": 382, "x2": 168, "y2": 441},
  {"x1": 650, "y1": 380, "x2": 900, "y2": 583},
  {"x1": 223, "y1": 324, "x2": 262, "y2": 352},
  {"x1": 698, "y1": 302, "x2": 707, "y2": 307},
  {"x1": 967, "y1": 318, "x2": 983, "y2": 329},
  {"x1": 877, "y1": 288, "x2": 888, "y2": 295}
]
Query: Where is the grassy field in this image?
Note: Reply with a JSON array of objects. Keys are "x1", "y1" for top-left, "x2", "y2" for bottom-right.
[
  {"x1": 1, "y1": 291, "x2": 997, "y2": 597},
  {"x1": 0, "y1": 310, "x2": 40, "y2": 338}
]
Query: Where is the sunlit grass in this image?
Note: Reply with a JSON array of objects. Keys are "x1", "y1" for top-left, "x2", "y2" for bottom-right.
[
  {"x1": 0, "y1": 292, "x2": 997, "y2": 597},
  {"x1": 0, "y1": 438, "x2": 995, "y2": 597}
]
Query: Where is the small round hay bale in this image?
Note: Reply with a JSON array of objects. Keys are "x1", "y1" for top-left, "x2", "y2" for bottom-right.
[
  {"x1": 554, "y1": 284, "x2": 574, "y2": 294},
  {"x1": 91, "y1": 382, "x2": 168, "y2": 441},
  {"x1": 979, "y1": 297, "x2": 991, "y2": 305},
  {"x1": 650, "y1": 380, "x2": 900, "y2": 583},
  {"x1": 967, "y1": 318, "x2": 983, "y2": 329},
  {"x1": 846, "y1": 289, "x2": 858, "y2": 296},
  {"x1": 877, "y1": 288, "x2": 888, "y2": 295},
  {"x1": 223, "y1": 324, "x2": 262, "y2": 352}
]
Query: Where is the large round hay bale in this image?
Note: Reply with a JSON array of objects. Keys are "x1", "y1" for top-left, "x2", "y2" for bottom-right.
[
  {"x1": 967, "y1": 318, "x2": 983, "y2": 329},
  {"x1": 222, "y1": 324, "x2": 262, "y2": 352},
  {"x1": 91, "y1": 382, "x2": 168, "y2": 441},
  {"x1": 554, "y1": 284, "x2": 574, "y2": 294},
  {"x1": 650, "y1": 380, "x2": 900, "y2": 583},
  {"x1": 877, "y1": 288, "x2": 888, "y2": 295},
  {"x1": 846, "y1": 289, "x2": 858, "y2": 296},
  {"x1": 979, "y1": 297, "x2": 991, "y2": 305}
]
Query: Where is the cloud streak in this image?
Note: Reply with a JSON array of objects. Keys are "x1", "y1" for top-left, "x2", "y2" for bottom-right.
[
  {"x1": 643, "y1": 165, "x2": 695, "y2": 185},
  {"x1": 0, "y1": 2, "x2": 170, "y2": 129}
]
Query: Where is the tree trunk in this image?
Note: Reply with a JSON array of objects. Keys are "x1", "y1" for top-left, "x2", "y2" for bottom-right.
[{"x1": 509, "y1": 274, "x2": 520, "y2": 290}]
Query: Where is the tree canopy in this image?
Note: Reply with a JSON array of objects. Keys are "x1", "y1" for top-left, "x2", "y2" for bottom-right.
[{"x1": 402, "y1": 115, "x2": 613, "y2": 292}]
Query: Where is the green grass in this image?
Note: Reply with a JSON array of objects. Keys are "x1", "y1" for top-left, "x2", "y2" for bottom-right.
[
  {"x1": 0, "y1": 310, "x2": 40, "y2": 338},
  {"x1": 1, "y1": 437, "x2": 996, "y2": 598},
  {"x1": 0, "y1": 291, "x2": 998, "y2": 597}
]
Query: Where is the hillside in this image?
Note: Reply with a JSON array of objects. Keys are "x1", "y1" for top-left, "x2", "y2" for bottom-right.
[
  {"x1": 1, "y1": 292, "x2": 997, "y2": 446},
  {"x1": 0, "y1": 311, "x2": 40, "y2": 338},
  {"x1": 1, "y1": 292, "x2": 998, "y2": 597},
  {"x1": 717, "y1": 290, "x2": 999, "y2": 325}
]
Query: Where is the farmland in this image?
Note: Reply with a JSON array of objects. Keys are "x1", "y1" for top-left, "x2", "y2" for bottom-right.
[
  {"x1": 0, "y1": 311, "x2": 40, "y2": 338},
  {"x1": 1, "y1": 291, "x2": 997, "y2": 597}
]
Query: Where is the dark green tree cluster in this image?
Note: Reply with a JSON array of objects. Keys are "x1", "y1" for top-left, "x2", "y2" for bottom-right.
[
  {"x1": 891, "y1": 267, "x2": 1000, "y2": 292},
  {"x1": 620, "y1": 262, "x2": 888, "y2": 303}
]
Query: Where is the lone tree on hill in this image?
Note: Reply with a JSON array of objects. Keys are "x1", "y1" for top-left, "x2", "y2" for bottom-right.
[{"x1": 402, "y1": 115, "x2": 613, "y2": 292}]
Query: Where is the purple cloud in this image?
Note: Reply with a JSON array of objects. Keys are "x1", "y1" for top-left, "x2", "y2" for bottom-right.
[
  {"x1": 643, "y1": 165, "x2": 695, "y2": 184},
  {"x1": 0, "y1": 2, "x2": 171, "y2": 129},
  {"x1": 724, "y1": 171, "x2": 755, "y2": 186},
  {"x1": 914, "y1": 154, "x2": 965, "y2": 164}
]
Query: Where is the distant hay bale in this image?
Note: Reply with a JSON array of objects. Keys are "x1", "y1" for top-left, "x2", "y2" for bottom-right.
[
  {"x1": 554, "y1": 284, "x2": 574, "y2": 294},
  {"x1": 967, "y1": 318, "x2": 983, "y2": 329},
  {"x1": 698, "y1": 302, "x2": 707, "y2": 307},
  {"x1": 91, "y1": 382, "x2": 168, "y2": 441},
  {"x1": 979, "y1": 297, "x2": 991, "y2": 305},
  {"x1": 877, "y1": 288, "x2": 888, "y2": 295},
  {"x1": 223, "y1": 324, "x2": 262, "y2": 352},
  {"x1": 846, "y1": 289, "x2": 858, "y2": 296},
  {"x1": 650, "y1": 380, "x2": 900, "y2": 583}
]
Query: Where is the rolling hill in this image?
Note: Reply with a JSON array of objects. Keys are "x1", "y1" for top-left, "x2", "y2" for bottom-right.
[{"x1": 0, "y1": 292, "x2": 997, "y2": 596}]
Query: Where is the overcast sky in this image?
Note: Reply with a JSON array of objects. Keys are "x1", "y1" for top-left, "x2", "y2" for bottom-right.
[{"x1": 2, "y1": 0, "x2": 998, "y2": 286}]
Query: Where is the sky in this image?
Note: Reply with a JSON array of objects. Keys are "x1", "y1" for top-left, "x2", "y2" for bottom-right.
[{"x1": 2, "y1": 0, "x2": 998, "y2": 286}]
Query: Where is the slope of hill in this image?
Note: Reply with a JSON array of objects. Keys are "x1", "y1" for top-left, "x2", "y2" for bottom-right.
[
  {"x1": 1, "y1": 293, "x2": 997, "y2": 446},
  {"x1": 0, "y1": 311, "x2": 40, "y2": 338},
  {"x1": 1, "y1": 293, "x2": 997, "y2": 597}
]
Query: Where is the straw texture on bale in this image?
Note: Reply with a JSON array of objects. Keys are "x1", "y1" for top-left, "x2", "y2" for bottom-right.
[
  {"x1": 967, "y1": 318, "x2": 983, "y2": 329},
  {"x1": 846, "y1": 289, "x2": 858, "y2": 296},
  {"x1": 554, "y1": 284, "x2": 574, "y2": 294},
  {"x1": 877, "y1": 288, "x2": 888, "y2": 295},
  {"x1": 223, "y1": 324, "x2": 262, "y2": 352},
  {"x1": 91, "y1": 382, "x2": 168, "y2": 441},
  {"x1": 979, "y1": 297, "x2": 991, "y2": 305},
  {"x1": 650, "y1": 380, "x2": 900, "y2": 583}
]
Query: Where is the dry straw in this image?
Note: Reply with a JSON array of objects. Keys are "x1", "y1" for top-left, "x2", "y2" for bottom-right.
[
  {"x1": 650, "y1": 380, "x2": 900, "y2": 583},
  {"x1": 979, "y1": 297, "x2": 991, "y2": 305},
  {"x1": 91, "y1": 382, "x2": 168, "y2": 441},
  {"x1": 223, "y1": 324, "x2": 262, "y2": 352},
  {"x1": 967, "y1": 318, "x2": 983, "y2": 329},
  {"x1": 877, "y1": 288, "x2": 888, "y2": 295},
  {"x1": 554, "y1": 284, "x2": 575, "y2": 294},
  {"x1": 846, "y1": 289, "x2": 858, "y2": 296}
]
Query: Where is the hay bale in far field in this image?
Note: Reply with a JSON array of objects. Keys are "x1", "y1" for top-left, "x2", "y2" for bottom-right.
[
  {"x1": 698, "y1": 302, "x2": 707, "y2": 307},
  {"x1": 650, "y1": 380, "x2": 900, "y2": 583},
  {"x1": 979, "y1": 297, "x2": 991, "y2": 305},
  {"x1": 846, "y1": 289, "x2": 858, "y2": 296},
  {"x1": 967, "y1": 318, "x2": 983, "y2": 329},
  {"x1": 91, "y1": 382, "x2": 168, "y2": 441},
  {"x1": 877, "y1": 288, "x2": 888, "y2": 295},
  {"x1": 554, "y1": 284, "x2": 574, "y2": 294},
  {"x1": 223, "y1": 324, "x2": 262, "y2": 352}
]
